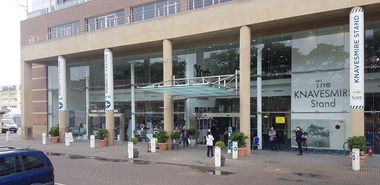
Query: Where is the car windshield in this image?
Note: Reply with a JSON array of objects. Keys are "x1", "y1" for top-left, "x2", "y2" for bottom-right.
[{"x1": 2, "y1": 120, "x2": 15, "y2": 125}]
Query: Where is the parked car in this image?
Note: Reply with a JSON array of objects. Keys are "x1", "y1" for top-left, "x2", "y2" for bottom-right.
[
  {"x1": 1, "y1": 119, "x2": 18, "y2": 133},
  {"x1": 0, "y1": 147, "x2": 55, "y2": 185}
]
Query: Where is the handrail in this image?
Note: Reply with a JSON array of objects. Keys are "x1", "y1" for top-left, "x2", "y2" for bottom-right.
[{"x1": 25, "y1": 0, "x2": 234, "y2": 45}]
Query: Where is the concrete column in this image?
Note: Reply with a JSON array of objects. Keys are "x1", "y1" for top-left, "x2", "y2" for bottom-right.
[
  {"x1": 257, "y1": 44, "x2": 263, "y2": 149},
  {"x1": 239, "y1": 26, "x2": 251, "y2": 156},
  {"x1": 131, "y1": 62, "x2": 136, "y2": 138},
  {"x1": 104, "y1": 49, "x2": 115, "y2": 145},
  {"x1": 349, "y1": 7, "x2": 365, "y2": 137},
  {"x1": 21, "y1": 61, "x2": 33, "y2": 140},
  {"x1": 58, "y1": 56, "x2": 67, "y2": 142},
  {"x1": 163, "y1": 39, "x2": 173, "y2": 150}
]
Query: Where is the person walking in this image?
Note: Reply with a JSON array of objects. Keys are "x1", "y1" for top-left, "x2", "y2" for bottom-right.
[
  {"x1": 206, "y1": 131, "x2": 214, "y2": 158},
  {"x1": 182, "y1": 126, "x2": 189, "y2": 147},
  {"x1": 295, "y1": 126, "x2": 303, "y2": 155},
  {"x1": 268, "y1": 126, "x2": 278, "y2": 151}
]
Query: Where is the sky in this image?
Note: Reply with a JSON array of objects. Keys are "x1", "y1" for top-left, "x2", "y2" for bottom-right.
[{"x1": 0, "y1": 0, "x2": 27, "y2": 86}]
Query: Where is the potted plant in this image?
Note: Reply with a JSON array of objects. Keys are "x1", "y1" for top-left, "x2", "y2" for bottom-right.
[
  {"x1": 230, "y1": 131, "x2": 248, "y2": 157},
  {"x1": 171, "y1": 131, "x2": 181, "y2": 150},
  {"x1": 97, "y1": 128, "x2": 108, "y2": 147},
  {"x1": 49, "y1": 127, "x2": 59, "y2": 143},
  {"x1": 155, "y1": 130, "x2": 169, "y2": 151},
  {"x1": 215, "y1": 141, "x2": 226, "y2": 166},
  {"x1": 187, "y1": 128, "x2": 196, "y2": 147},
  {"x1": 347, "y1": 135, "x2": 366, "y2": 167},
  {"x1": 130, "y1": 137, "x2": 139, "y2": 158}
]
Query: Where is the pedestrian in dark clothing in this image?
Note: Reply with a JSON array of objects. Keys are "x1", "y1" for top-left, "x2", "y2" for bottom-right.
[
  {"x1": 295, "y1": 127, "x2": 303, "y2": 155},
  {"x1": 182, "y1": 126, "x2": 189, "y2": 147},
  {"x1": 268, "y1": 126, "x2": 278, "y2": 151}
]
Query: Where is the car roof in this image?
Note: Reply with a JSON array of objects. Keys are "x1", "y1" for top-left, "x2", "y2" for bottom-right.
[{"x1": 0, "y1": 147, "x2": 41, "y2": 155}]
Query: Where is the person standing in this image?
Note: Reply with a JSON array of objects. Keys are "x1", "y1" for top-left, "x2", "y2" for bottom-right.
[
  {"x1": 295, "y1": 126, "x2": 303, "y2": 155},
  {"x1": 206, "y1": 131, "x2": 214, "y2": 158},
  {"x1": 268, "y1": 126, "x2": 278, "y2": 151},
  {"x1": 182, "y1": 126, "x2": 189, "y2": 147}
]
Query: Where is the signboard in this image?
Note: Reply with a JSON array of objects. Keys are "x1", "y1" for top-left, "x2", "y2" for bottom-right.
[
  {"x1": 276, "y1": 116, "x2": 285, "y2": 124},
  {"x1": 349, "y1": 7, "x2": 364, "y2": 110},
  {"x1": 58, "y1": 56, "x2": 66, "y2": 111},
  {"x1": 104, "y1": 49, "x2": 114, "y2": 112}
]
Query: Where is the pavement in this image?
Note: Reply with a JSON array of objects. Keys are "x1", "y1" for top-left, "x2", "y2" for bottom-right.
[{"x1": 1, "y1": 133, "x2": 380, "y2": 185}]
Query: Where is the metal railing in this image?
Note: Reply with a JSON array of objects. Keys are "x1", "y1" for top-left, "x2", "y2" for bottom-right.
[{"x1": 25, "y1": 0, "x2": 234, "y2": 45}]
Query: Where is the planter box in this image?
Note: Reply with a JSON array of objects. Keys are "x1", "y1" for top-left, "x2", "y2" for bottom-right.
[
  {"x1": 50, "y1": 137, "x2": 59, "y2": 144},
  {"x1": 158, "y1": 143, "x2": 168, "y2": 151},
  {"x1": 99, "y1": 140, "x2": 108, "y2": 147},
  {"x1": 238, "y1": 147, "x2": 247, "y2": 157}
]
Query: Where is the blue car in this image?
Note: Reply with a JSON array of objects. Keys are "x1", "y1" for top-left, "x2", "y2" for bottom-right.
[{"x1": 0, "y1": 147, "x2": 55, "y2": 185}]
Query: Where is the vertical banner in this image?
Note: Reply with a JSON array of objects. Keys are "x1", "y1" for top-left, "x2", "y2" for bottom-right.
[
  {"x1": 104, "y1": 49, "x2": 114, "y2": 112},
  {"x1": 349, "y1": 7, "x2": 364, "y2": 109},
  {"x1": 58, "y1": 56, "x2": 66, "y2": 111}
]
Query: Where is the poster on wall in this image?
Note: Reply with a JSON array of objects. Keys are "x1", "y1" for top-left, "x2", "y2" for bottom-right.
[{"x1": 291, "y1": 119, "x2": 330, "y2": 148}]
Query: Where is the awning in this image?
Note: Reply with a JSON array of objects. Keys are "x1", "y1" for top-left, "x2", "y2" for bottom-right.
[
  {"x1": 139, "y1": 84, "x2": 237, "y2": 97},
  {"x1": 138, "y1": 73, "x2": 239, "y2": 98}
]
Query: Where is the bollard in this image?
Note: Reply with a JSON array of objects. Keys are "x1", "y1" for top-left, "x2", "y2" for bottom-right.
[
  {"x1": 42, "y1": 133, "x2": 47, "y2": 145},
  {"x1": 117, "y1": 134, "x2": 120, "y2": 141},
  {"x1": 65, "y1": 133, "x2": 70, "y2": 146},
  {"x1": 232, "y1": 141, "x2": 238, "y2": 159},
  {"x1": 352, "y1": 148, "x2": 360, "y2": 171},
  {"x1": 151, "y1": 138, "x2": 156, "y2": 153},
  {"x1": 215, "y1": 147, "x2": 221, "y2": 167},
  {"x1": 90, "y1": 135, "x2": 95, "y2": 148},
  {"x1": 128, "y1": 142, "x2": 134, "y2": 159},
  {"x1": 17, "y1": 128, "x2": 21, "y2": 136},
  {"x1": 6, "y1": 131, "x2": 10, "y2": 142}
]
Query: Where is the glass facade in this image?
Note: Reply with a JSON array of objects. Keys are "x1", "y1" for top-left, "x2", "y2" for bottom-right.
[{"x1": 47, "y1": 21, "x2": 380, "y2": 153}]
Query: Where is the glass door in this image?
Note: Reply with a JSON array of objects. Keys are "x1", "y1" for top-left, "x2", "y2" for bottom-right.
[{"x1": 365, "y1": 112, "x2": 380, "y2": 154}]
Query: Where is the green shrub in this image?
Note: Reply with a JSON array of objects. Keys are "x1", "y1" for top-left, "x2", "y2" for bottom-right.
[
  {"x1": 130, "y1": 137, "x2": 138, "y2": 145},
  {"x1": 215, "y1": 141, "x2": 226, "y2": 150},
  {"x1": 48, "y1": 127, "x2": 59, "y2": 137},
  {"x1": 171, "y1": 131, "x2": 181, "y2": 140},
  {"x1": 188, "y1": 128, "x2": 196, "y2": 136},
  {"x1": 230, "y1": 131, "x2": 248, "y2": 147},
  {"x1": 347, "y1": 135, "x2": 366, "y2": 152},
  {"x1": 155, "y1": 130, "x2": 169, "y2": 143},
  {"x1": 97, "y1": 128, "x2": 108, "y2": 140}
]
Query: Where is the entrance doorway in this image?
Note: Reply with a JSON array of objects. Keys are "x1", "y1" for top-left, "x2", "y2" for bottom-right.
[
  {"x1": 365, "y1": 112, "x2": 380, "y2": 154},
  {"x1": 88, "y1": 113, "x2": 124, "y2": 141}
]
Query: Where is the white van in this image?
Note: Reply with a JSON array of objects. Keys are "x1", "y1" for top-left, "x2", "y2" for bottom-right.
[{"x1": 1, "y1": 119, "x2": 18, "y2": 133}]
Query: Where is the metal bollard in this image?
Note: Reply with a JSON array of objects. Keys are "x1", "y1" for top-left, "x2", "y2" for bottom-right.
[
  {"x1": 232, "y1": 141, "x2": 238, "y2": 159},
  {"x1": 65, "y1": 133, "x2": 70, "y2": 146},
  {"x1": 90, "y1": 135, "x2": 95, "y2": 148},
  {"x1": 6, "y1": 131, "x2": 10, "y2": 142},
  {"x1": 128, "y1": 142, "x2": 134, "y2": 159},
  {"x1": 215, "y1": 147, "x2": 221, "y2": 167},
  {"x1": 352, "y1": 148, "x2": 360, "y2": 171},
  {"x1": 42, "y1": 133, "x2": 47, "y2": 145}
]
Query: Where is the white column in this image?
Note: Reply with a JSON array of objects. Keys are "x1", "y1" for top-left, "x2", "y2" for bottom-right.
[
  {"x1": 163, "y1": 40, "x2": 173, "y2": 150},
  {"x1": 257, "y1": 44, "x2": 263, "y2": 149},
  {"x1": 349, "y1": 7, "x2": 365, "y2": 137},
  {"x1": 58, "y1": 56, "x2": 67, "y2": 142},
  {"x1": 131, "y1": 62, "x2": 136, "y2": 139},
  {"x1": 104, "y1": 49, "x2": 115, "y2": 145},
  {"x1": 85, "y1": 66, "x2": 90, "y2": 139}
]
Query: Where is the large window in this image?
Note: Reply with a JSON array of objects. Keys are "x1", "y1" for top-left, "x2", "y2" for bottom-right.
[
  {"x1": 49, "y1": 21, "x2": 80, "y2": 39},
  {"x1": 188, "y1": 0, "x2": 232, "y2": 10},
  {"x1": 86, "y1": 10, "x2": 125, "y2": 31},
  {"x1": 130, "y1": 0, "x2": 181, "y2": 22}
]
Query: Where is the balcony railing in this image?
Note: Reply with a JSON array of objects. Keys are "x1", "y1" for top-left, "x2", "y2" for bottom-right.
[
  {"x1": 28, "y1": 0, "x2": 88, "y2": 19},
  {"x1": 25, "y1": 0, "x2": 233, "y2": 45}
]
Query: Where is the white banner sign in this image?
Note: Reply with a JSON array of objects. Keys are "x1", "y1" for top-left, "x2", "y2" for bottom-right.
[
  {"x1": 104, "y1": 49, "x2": 114, "y2": 111},
  {"x1": 349, "y1": 7, "x2": 364, "y2": 109},
  {"x1": 58, "y1": 56, "x2": 66, "y2": 111}
]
